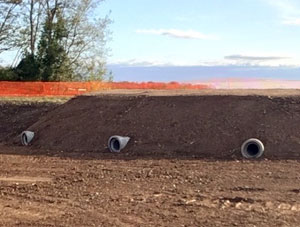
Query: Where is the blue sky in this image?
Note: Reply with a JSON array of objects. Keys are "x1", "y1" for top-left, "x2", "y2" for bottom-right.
[{"x1": 97, "y1": 0, "x2": 300, "y2": 82}]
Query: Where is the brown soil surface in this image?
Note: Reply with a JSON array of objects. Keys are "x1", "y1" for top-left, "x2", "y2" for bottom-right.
[
  {"x1": 1, "y1": 144, "x2": 300, "y2": 226},
  {"x1": 26, "y1": 89, "x2": 300, "y2": 159},
  {"x1": 0, "y1": 98, "x2": 62, "y2": 144},
  {"x1": 1, "y1": 90, "x2": 300, "y2": 226}
]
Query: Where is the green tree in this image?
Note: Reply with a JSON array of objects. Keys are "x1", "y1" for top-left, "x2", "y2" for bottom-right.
[
  {"x1": 14, "y1": 53, "x2": 40, "y2": 81},
  {"x1": 0, "y1": 66, "x2": 18, "y2": 81},
  {"x1": 0, "y1": 0, "x2": 111, "y2": 81},
  {"x1": 14, "y1": 0, "x2": 111, "y2": 81},
  {"x1": 37, "y1": 3, "x2": 73, "y2": 81}
]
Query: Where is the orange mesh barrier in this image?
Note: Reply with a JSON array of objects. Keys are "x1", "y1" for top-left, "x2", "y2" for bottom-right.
[{"x1": 0, "y1": 81, "x2": 212, "y2": 97}]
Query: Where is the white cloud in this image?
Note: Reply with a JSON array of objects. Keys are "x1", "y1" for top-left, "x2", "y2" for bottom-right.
[
  {"x1": 263, "y1": 0, "x2": 300, "y2": 25},
  {"x1": 136, "y1": 29, "x2": 219, "y2": 40},
  {"x1": 223, "y1": 52, "x2": 298, "y2": 67},
  {"x1": 282, "y1": 17, "x2": 300, "y2": 25},
  {"x1": 108, "y1": 56, "x2": 299, "y2": 68},
  {"x1": 224, "y1": 54, "x2": 290, "y2": 61},
  {"x1": 108, "y1": 51, "x2": 299, "y2": 68},
  {"x1": 264, "y1": 0, "x2": 300, "y2": 16},
  {"x1": 108, "y1": 59, "x2": 174, "y2": 67}
]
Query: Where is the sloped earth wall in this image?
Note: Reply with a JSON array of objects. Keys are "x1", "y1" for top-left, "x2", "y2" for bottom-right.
[
  {"x1": 0, "y1": 101, "x2": 60, "y2": 143},
  {"x1": 24, "y1": 92, "x2": 300, "y2": 159}
]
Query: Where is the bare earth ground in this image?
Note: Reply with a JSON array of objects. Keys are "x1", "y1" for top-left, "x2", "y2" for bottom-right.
[{"x1": 1, "y1": 90, "x2": 300, "y2": 226}]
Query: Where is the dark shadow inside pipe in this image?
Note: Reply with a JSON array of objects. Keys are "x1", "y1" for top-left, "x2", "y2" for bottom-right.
[
  {"x1": 22, "y1": 134, "x2": 28, "y2": 145},
  {"x1": 246, "y1": 143, "x2": 260, "y2": 157},
  {"x1": 110, "y1": 138, "x2": 120, "y2": 151}
]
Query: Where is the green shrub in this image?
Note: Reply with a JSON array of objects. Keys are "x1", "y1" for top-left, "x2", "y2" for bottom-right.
[
  {"x1": 14, "y1": 54, "x2": 40, "y2": 81},
  {"x1": 0, "y1": 67, "x2": 18, "y2": 81}
]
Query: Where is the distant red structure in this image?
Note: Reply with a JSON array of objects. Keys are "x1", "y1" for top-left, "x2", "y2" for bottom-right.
[{"x1": 0, "y1": 81, "x2": 212, "y2": 97}]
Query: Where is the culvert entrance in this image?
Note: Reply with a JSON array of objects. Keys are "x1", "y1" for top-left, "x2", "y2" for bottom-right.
[
  {"x1": 110, "y1": 138, "x2": 120, "y2": 152},
  {"x1": 108, "y1": 136, "x2": 130, "y2": 153},
  {"x1": 247, "y1": 143, "x2": 260, "y2": 157},
  {"x1": 21, "y1": 131, "x2": 35, "y2": 146},
  {"x1": 241, "y1": 138, "x2": 264, "y2": 159}
]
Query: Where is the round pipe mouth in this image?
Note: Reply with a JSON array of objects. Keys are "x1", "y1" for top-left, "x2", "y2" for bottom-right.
[
  {"x1": 110, "y1": 138, "x2": 121, "y2": 152},
  {"x1": 108, "y1": 136, "x2": 130, "y2": 153},
  {"x1": 241, "y1": 138, "x2": 264, "y2": 159},
  {"x1": 21, "y1": 131, "x2": 35, "y2": 146}
]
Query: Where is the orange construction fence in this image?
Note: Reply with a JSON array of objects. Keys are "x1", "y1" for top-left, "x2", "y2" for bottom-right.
[{"x1": 0, "y1": 81, "x2": 213, "y2": 97}]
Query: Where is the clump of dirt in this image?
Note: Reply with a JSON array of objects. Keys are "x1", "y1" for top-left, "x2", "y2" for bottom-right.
[{"x1": 26, "y1": 90, "x2": 300, "y2": 159}]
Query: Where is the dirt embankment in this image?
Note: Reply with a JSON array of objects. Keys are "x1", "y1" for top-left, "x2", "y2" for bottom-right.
[
  {"x1": 0, "y1": 99, "x2": 63, "y2": 144},
  {"x1": 2, "y1": 92, "x2": 300, "y2": 226},
  {"x1": 24, "y1": 90, "x2": 300, "y2": 159}
]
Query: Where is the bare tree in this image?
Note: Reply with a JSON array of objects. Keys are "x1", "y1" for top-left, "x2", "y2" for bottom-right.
[
  {"x1": 61, "y1": 0, "x2": 111, "y2": 79},
  {"x1": 28, "y1": 0, "x2": 43, "y2": 55},
  {"x1": 15, "y1": 0, "x2": 44, "y2": 55},
  {"x1": 0, "y1": 0, "x2": 21, "y2": 54}
]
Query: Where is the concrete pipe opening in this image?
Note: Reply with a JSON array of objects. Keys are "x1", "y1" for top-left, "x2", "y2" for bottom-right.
[
  {"x1": 241, "y1": 138, "x2": 264, "y2": 159},
  {"x1": 21, "y1": 131, "x2": 35, "y2": 146},
  {"x1": 108, "y1": 136, "x2": 130, "y2": 152}
]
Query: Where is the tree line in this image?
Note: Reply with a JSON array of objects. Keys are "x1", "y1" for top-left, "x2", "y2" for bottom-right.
[{"x1": 0, "y1": 0, "x2": 112, "y2": 81}]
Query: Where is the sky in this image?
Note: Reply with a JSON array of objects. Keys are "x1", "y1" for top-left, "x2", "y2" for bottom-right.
[
  {"x1": 96, "y1": 0, "x2": 300, "y2": 82},
  {"x1": 2, "y1": 0, "x2": 300, "y2": 83}
]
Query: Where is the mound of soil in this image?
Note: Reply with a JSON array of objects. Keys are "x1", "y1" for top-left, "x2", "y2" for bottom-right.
[
  {"x1": 0, "y1": 101, "x2": 60, "y2": 144},
  {"x1": 27, "y1": 90, "x2": 300, "y2": 159}
]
